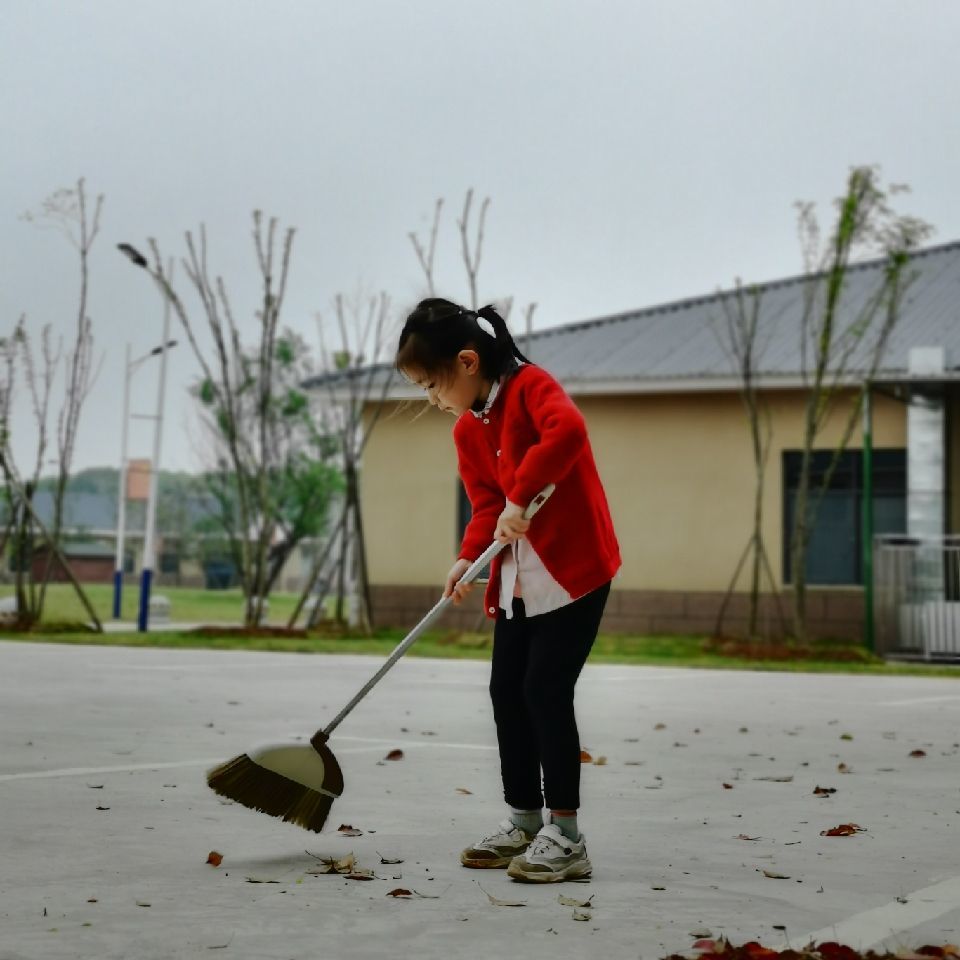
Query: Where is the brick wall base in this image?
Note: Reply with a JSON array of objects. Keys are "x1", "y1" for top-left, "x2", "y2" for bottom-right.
[{"x1": 370, "y1": 585, "x2": 865, "y2": 642}]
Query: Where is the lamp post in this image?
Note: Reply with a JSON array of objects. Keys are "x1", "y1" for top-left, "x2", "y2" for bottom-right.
[
  {"x1": 137, "y1": 287, "x2": 173, "y2": 632},
  {"x1": 113, "y1": 340, "x2": 177, "y2": 620},
  {"x1": 117, "y1": 242, "x2": 182, "y2": 632}
]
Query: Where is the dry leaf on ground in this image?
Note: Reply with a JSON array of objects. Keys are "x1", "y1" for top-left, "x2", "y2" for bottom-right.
[
  {"x1": 384, "y1": 749, "x2": 404, "y2": 761},
  {"x1": 579, "y1": 750, "x2": 593, "y2": 762},
  {"x1": 338, "y1": 824, "x2": 363, "y2": 837},
  {"x1": 206, "y1": 851, "x2": 223, "y2": 867},
  {"x1": 910, "y1": 749, "x2": 927, "y2": 758},
  {"x1": 754, "y1": 775, "x2": 793, "y2": 782},
  {"x1": 307, "y1": 853, "x2": 356, "y2": 875},
  {"x1": 377, "y1": 852, "x2": 404, "y2": 865},
  {"x1": 455, "y1": 787, "x2": 473, "y2": 795},
  {"x1": 593, "y1": 756, "x2": 608, "y2": 766},
  {"x1": 761, "y1": 870, "x2": 791, "y2": 879},
  {"x1": 572, "y1": 908, "x2": 592, "y2": 921},
  {"x1": 477, "y1": 882, "x2": 526, "y2": 907},
  {"x1": 813, "y1": 786, "x2": 837, "y2": 797},
  {"x1": 558, "y1": 893, "x2": 593, "y2": 908},
  {"x1": 820, "y1": 823, "x2": 864, "y2": 837}
]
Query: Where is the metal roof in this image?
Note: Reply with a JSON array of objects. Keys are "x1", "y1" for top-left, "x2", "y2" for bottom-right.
[{"x1": 303, "y1": 240, "x2": 960, "y2": 398}]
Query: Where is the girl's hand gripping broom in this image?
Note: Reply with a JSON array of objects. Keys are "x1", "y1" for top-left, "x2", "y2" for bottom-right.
[{"x1": 206, "y1": 484, "x2": 555, "y2": 833}]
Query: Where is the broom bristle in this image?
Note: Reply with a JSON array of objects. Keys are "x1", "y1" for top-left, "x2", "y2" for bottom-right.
[{"x1": 207, "y1": 753, "x2": 335, "y2": 833}]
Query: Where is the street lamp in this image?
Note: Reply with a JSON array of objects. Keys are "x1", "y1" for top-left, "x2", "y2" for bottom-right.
[
  {"x1": 117, "y1": 243, "x2": 177, "y2": 632},
  {"x1": 113, "y1": 339, "x2": 178, "y2": 620}
]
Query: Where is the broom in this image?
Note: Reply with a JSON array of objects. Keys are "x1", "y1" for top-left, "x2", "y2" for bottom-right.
[{"x1": 206, "y1": 484, "x2": 555, "y2": 832}]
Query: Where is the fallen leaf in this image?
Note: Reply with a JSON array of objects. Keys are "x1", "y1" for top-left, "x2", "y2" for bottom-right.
[
  {"x1": 244, "y1": 877, "x2": 281, "y2": 884},
  {"x1": 722, "y1": 783, "x2": 734, "y2": 790},
  {"x1": 136, "y1": 901, "x2": 151, "y2": 907},
  {"x1": 206, "y1": 851, "x2": 223, "y2": 867},
  {"x1": 387, "y1": 888, "x2": 412, "y2": 897},
  {"x1": 693, "y1": 939, "x2": 718, "y2": 952},
  {"x1": 86, "y1": 784, "x2": 104, "y2": 789},
  {"x1": 813, "y1": 786, "x2": 837, "y2": 797},
  {"x1": 837, "y1": 762, "x2": 851, "y2": 773},
  {"x1": 338, "y1": 824, "x2": 363, "y2": 837},
  {"x1": 455, "y1": 787, "x2": 473, "y2": 795},
  {"x1": 384, "y1": 749, "x2": 404, "y2": 761},
  {"x1": 345, "y1": 871, "x2": 376, "y2": 881},
  {"x1": 736, "y1": 835, "x2": 761, "y2": 841},
  {"x1": 761, "y1": 870, "x2": 791, "y2": 879},
  {"x1": 572, "y1": 908, "x2": 591, "y2": 921},
  {"x1": 477, "y1": 882, "x2": 526, "y2": 907},
  {"x1": 753, "y1": 776, "x2": 793, "y2": 782},
  {"x1": 593, "y1": 756, "x2": 608, "y2": 766},
  {"x1": 910, "y1": 749, "x2": 927, "y2": 758},
  {"x1": 558, "y1": 893, "x2": 593, "y2": 907},
  {"x1": 655, "y1": 723, "x2": 667, "y2": 730},
  {"x1": 840, "y1": 733, "x2": 854, "y2": 741},
  {"x1": 652, "y1": 886, "x2": 667, "y2": 891},
  {"x1": 820, "y1": 823, "x2": 863, "y2": 837},
  {"x1": 742, "y1": 942, "x2": 780, "y2": 957},
  {"x1": 377, "y1": 852, "x2": 404, "y2": 865},
  {"x1": 95, "y1": 806, "x2": 111, "y2": 811},
  {"x1": 579, "y1": 749, "x2": 593, "y2": 762},
  {"x1": 307, "y1": 853, "x2": 355, "y2": 875}
]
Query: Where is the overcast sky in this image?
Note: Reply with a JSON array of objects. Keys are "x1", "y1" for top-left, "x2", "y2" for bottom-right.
[{"x1": 3, "y1": 0, "x2": 958, "y2": 473}]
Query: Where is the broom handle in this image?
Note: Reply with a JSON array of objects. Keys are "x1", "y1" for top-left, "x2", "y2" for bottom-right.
[{"x1": 321, "y1": 484, "x2": 555, "y2": 738}]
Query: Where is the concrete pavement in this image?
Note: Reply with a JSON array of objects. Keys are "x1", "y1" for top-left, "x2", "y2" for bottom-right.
[{"x1": 1, "y1": 640, "x2": 959, "y2": 960}]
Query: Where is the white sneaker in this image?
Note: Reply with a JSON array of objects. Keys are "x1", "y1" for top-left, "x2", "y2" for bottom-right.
[
  {"x1": 460, "y1": 819, "x2": 536, "y2": 869},
  {"x1": 506, "y1": 823, "x2": 592, "y2": 883}
]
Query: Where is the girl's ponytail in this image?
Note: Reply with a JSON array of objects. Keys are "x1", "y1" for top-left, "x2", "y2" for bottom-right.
[{"x1": 476, "y1": 304, "x2": 532, "y2": 368}]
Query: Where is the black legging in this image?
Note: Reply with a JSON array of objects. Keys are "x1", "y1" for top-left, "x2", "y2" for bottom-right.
[{"x1": 489, "y1": 581, "x2": 611, "y2": 812}]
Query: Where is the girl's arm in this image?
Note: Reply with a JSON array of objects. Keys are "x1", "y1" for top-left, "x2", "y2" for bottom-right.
[
  {"x1": 508, "y1": 370, "x2": 588, "y2": 507},
  {"x1": 455, "y1": 444, "x2": 503, "y2": 562}
]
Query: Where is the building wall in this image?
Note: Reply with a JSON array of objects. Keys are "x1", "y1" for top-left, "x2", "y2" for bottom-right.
[{"x1": 362, "y1": 388, "x2": 906, "y2": 592}]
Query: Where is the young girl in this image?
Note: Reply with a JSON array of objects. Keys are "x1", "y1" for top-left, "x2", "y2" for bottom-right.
[{"x1": 396, "y1": 298, "x2": 621, "y2": 883}]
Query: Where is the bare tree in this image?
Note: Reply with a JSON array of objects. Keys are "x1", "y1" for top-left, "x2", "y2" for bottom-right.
[
  {"x1": 0, "y1": 317, "x2": 101, "y2": 630},
  {"x1": 458, "y1": 189, "x2": 491, "y2": 310},
  {"x1": 286, "y1": 291, "x2": 396, "y2": 631},
  {"x1": 122, "y1": 213, "x2": 319, "y2": 626},
  {"x1": 712, "y1": 283, "x2": 786, "y2": 638},
  {"x1": 408, "y1": 199, "x2": 444, "y2": 297},
  {"x1": 788, "y1": 166, "x2": 932, "y2": 639}
]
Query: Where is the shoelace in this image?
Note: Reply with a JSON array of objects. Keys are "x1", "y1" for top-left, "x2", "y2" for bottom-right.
[
  {"x1": 482, "y1": 819, "x2": 520, "y2": 844},
  {"x1": 527, "y1": 829, "x2": 571, "y2": 858}
]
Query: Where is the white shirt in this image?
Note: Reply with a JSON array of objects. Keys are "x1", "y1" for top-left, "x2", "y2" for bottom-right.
[{"x1": 469, "y1": 370, "x2": 574, "y2": 620}]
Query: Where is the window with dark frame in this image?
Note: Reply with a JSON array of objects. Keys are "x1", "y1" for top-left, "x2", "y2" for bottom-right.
[{"x1": 782, "y1": 449, "x2": 906, "y2": 586}]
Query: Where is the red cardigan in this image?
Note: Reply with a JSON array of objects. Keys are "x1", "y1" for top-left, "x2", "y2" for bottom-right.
[{"x1": 453, "y1": 364, "x2": 621, "y2": 618}]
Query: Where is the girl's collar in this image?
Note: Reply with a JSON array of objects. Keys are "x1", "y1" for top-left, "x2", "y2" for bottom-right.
[{"x1": 469, "y1": 361, "x2": 525, "y2": 418}]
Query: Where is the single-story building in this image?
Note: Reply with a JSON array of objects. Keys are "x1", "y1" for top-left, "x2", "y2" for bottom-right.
[
  {"x1": 30, "y1": 541, "x2": 116, "y2": 584},
  {"x1": 309, "y1": 241, "x2": 960, "y2": 649}
]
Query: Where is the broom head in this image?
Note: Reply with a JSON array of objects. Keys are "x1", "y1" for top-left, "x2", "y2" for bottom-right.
[{"x1": 207, "y1": 730, "x2": 343, "y2": 833}]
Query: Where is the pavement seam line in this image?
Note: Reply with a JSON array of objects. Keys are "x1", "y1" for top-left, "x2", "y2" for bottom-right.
[{"x1": 789, "y1": 875, "x2": 960, "y2": 951}]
